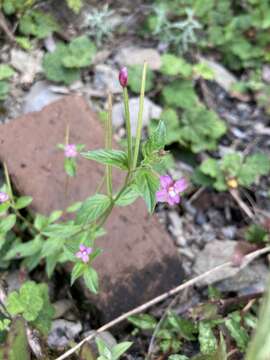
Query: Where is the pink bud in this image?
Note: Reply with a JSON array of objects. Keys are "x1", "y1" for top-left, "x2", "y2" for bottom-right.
[{"x1": 119, "y1": 67, "x2": 128, "y2": 88}]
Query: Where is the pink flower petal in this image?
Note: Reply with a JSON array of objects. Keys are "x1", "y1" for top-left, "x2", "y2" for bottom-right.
[
  {"x1": 82, "y1": 254, "x2": 89, "y2": 263},
  {"x1": 160, "y1": 175, "x2": 173, "y2": 189},
  {"x1": 156, "y1": 189, "x2": 168, "y2": 203},
  {"x1": 168, "y1": 194, "x2": 180, "y2": 205},
  {"x1": 174, "y1": 178, "x2": 188, "y2": 193}
]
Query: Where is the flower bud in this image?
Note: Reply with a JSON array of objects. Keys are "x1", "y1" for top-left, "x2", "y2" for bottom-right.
[{"x1": 119, "y1": 67, "x2": 128, "y2": 88}]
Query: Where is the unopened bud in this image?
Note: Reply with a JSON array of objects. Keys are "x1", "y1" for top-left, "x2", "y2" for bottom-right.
[{"x1": 119, "y1": 67, "x2": 128, "y2": 88}]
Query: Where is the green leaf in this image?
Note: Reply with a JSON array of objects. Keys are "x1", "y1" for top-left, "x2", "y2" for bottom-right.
[
  {"x1": 200, "y1": 158, "x2": 219, "y2": 178},
  {"x1": 0, "y1": 214, "x2": 16, "y2": 233},
  {"x1": 128, "y1": 65, "x2": 154, "y2": 93},
  {"x1": 42, "y1": 224, "x2": 81, "y2": 238},
  {"x1": 238, "y1": 153, "x2": 270, "y2": 187},
  {"x1": 135, "y1": 170, "x2": 159, "y2": 213},
  {"x1": 43, "y1": 44, "x2": 80, "y2": 85},
  {"x1": 115, "y1": 185, "x2": 140, "y2": 206},
  {"x1": 161, "y1": 54, "x2": 192, "y2": 77},
  {"x1": 66, "y1": 0, "x2": 83, "y2": 13},
  {"x1": 41, "y1": 237, "x2": 64, "y2": 257},
  {"x1": 0, "y1": 81, "x2": 9, "y2": 100},
  {"x1": 128, "y1": 314, "x2": 157, "y2": 330},
  {"x1": 48, "y1": 210, "x2": 63, "y2": 223},
  {"x1": 81, "y1": 149, "x2": 128, "y2": 170},
  {"x1": 76, "y1": 194, "x2": 111, "y2": 225},
  {"x1": 169, "y1": 356, "x2": 189, "y2": 360},
  {"x1": 71, "y1": 262, "x2": 86, "y2": 285},
  {"x1": 7, "y1": 281, "x2": 44, "y2": 322},
  {"x1": 168, "y1": 312, "x2": 197, "y2": 340},
  {"x1": 221, "y1": 153, "x2": 242, "y2": 177},
  {"x1": 64, "y1": 158, "x2": 76, "y2": 177},
  {"x1": 14, "y1": 196, "x2": 33, "y2": 210},
  {"x1": 34, "y1": 214, "x2": 48, "y2": 231},
  {"x1": 66, "y1": 201, "x2": 82, "y2": 213},
  {"x1": 19, "y1": 10, "x2": 59, "y2": 39},
  {"x1": 62, "y1": 36, "x2": 96, "y2": 68},
  {"x1": 225, "y1": 312, "x2": 249, "y2": 352},
  {"x1": 162, "y1": 80, "x2": 198, "y2": 109},
  {"x1": 112, "y1": 342, "x2": 132, "y2": 359},
  {"x1": 32, "y1": 283, "x2": 54, "y2": 335},
  {"x1": 199, "y1": 322, "x2": 217, "y2": 355},
  {"x1": 0, "y1": 64, "x2": 15, "y2": 80},
  {"x1": 5, "y1": 235, "x2": 43, "y2": 260},
  {"x1": 83, "y1": 267, "x2": 99, "y2": 294},
  {"x1": 246, "y1": 278, "x2": 270, "y2": 360},
  {"x1": 193, "y1": 62, "x2": 215, "y2": 80},
  {"x1": 142, "y1": 120, "x2": 166, "y2": 158}
]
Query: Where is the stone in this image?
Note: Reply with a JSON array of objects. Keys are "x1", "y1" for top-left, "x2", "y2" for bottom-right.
[
  {"x1": 198, "y1": 57, "x2": 237, "y2": 93},
  {"x1": 193, "y1": 240, "x2": 269, "y2": 292},
  {"x1": 93, "y1": 64, "x2": 122, "y2": 94},
  {"x1": 112, "y1": 97, "x2": 162, "y2": 135},
  {"x1": 22, "y1": 81, "x2": 63, "y2": 114},
  {"x1": 0, "y1": 96, "x2": 183, "y2": 322},
  {"x1": 48, "y1": 319, "x2": 82, "y2": 349},
  {"x1": 11, "y1": 49, "x2": 43, "y2": 84},
  {"x1": 114, "y1": 47, "x2": 162, "y2": 70}
]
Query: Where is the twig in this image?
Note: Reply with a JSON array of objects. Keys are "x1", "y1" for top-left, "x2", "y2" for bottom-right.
[
  {"x1": 230, "y1": 188, "x2": 254, "y2": 219},
  {"x1": 0, "y1": 11, "x2": 16, "y2": 42},
  {"x1": 55, "y1": 245, "x2": 270, "y2": 360}
]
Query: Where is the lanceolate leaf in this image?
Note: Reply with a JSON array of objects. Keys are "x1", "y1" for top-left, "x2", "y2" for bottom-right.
[
  {"x1": 135, "y1": 170, "x2": 159, "y2": 213},
  {"x1": 83, "y1": 267, "x2": 99, "y2": 294},
  {"x1": 142, "y1": 120, "x2": 166, "y2": 158},
  {"x1": 81, "y1": 149, "x2": 128, "y2": 170},
  {"x1": 76, "y1": 194, "x2": 111, "y2": 225}
]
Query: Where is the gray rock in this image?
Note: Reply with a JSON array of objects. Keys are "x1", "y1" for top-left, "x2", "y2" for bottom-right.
[
  {"x1": 48, "y1": 319, "x2": 82, "y2": 349},
  {"x1": 23, "y1": 81, "x2": 63, "y2": 114},
  {"x1": 198, "y1": 57, "x2": 237, "y2": 93},
  {"x1": 94, "y1": 64, "x2": 122, "y2": 94},
  {"x1": 262, "y1": 65, "x2": 270, "y2": 84},
  {"x1": 112, "y1": 97, "x2": 162, "y2": 135},
  {"x1": 114, "y1": 47, "x2": 162, "y2": 70},
  {"x1": 194, "y1": 240, "x2": 269, "y2": 292},
  {"x1": 11, "y1": 49, "x2": 43, "y2": 83}
]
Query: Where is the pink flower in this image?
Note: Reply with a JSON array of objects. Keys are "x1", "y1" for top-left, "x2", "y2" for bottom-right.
[
  {"x1": 0, "y1": 192, "x2": 9, "y2": 203},
  {"x1": 119, "y1": 67, "x2": 128, "y2": 87},
  {"x1": 64, "y1": 144, "x2": 78, "y2": 158},
  {"x1": 156, "y1": 175, "x2": 188, "y2": 206},
  {"x1": 76, "y1": 245, "x2": 92, "y2": 263}
]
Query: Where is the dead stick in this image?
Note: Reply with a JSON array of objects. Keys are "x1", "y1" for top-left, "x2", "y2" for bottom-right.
[
  {"x1": 0, "y1": 11, "x2": 15, "y2": 42},
  {"x1": 55, "y1": 246, "x2": 270, "y2": 360}
]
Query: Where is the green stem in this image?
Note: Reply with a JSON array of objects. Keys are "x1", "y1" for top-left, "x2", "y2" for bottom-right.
[
  {"x1": 132, "y1": 62, "x2": 147, "y2": 171},
  {"x1": 123, "y1": 87, "x2": 132, "y2": 168},
  {"x1": 105, "y1": 93, "x2": 113, "y2": 198}
]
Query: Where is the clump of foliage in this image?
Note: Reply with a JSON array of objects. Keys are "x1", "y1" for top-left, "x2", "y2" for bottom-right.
[
  {"x1": 0, "y1": 65, "x2": 15, "y2": 101},
  {"x1": 196, "y1": 152, "x2": 270, "y2": 191},
  {"x1": 145, "y1": 4, "x2": 202, "y2": 53},
  {"x1": 96, "y1": 337, "x2": 132, "y2": 360},
  {"x1": 6, "y1": 281, "x2": 54, "y2": 335},
  {"x1": 128, "y1": 65, "x2": 155, "y2": 93},
  {"x1": 82, "y1": 4, "x2": 117, "y2": 47},
  {"x1": 43, "y1": 36, "x2": 96, "y2": 85}
]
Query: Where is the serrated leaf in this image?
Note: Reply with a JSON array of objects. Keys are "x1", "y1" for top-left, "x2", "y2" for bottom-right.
[
  {"x1": 83, "y1": 267, "x2": 99, "y2": 294},
  {"x1": 42, "y1": 224, "x2": 81, "y2": 238},
  {"x1": 81, "y1": 149, "x2": 128, "y2": 170},
  {"x1": 76, "y1": 194, "x2": 111, "y2": 225},
  {"x1": 64, "y1": 158, "x2": 76, "y2": 177},
  {"x1": 0, "y1": 214, "x2": 16, "y2": 233},
  {"x1": 115, "y1": 185, "x2": 140, "y2": 206},
  {"x1": 66, "y1": 0, "x2": 83, "y2": 13},
  {"x1": 143, "y1": 120, "x2": 166, "y2": 158},
  {"x1": 168, "y1": 312, "x2": 197, "y2": 340},
  {"x1": 32, "y1": 283, "x2": 54, "y2": 335},
  {"x1": 135, "y1": 170, "x2": 159, "y2": 213},
  {"x1": 19, "y1": 10, "x2": 59, "y2": 39},
  {"x1": 238, "y1": 153, "x2": 270, "y2": 187},
  {"x1": 161, "y1": 54, "x2": 192, "y2": 77},
  {"x1": 62, "y1": 36, "x2": 96, "y2": 68},
  {"x1": 48, "y1": 210, "x2": 63, "y2": 223},
  {"x1": 221, "y1": 153, "x2": 242, "y2": 177},
  {"x1": 15, "y1": 196, "x2": 33, "y2": 210},
  {"x1": 200, "y1": 158, "x2": 219, "y2": 178},
  {"x1": 0, "y1": 81, "x2": 9, "y2": 100},
  {"x1": 43, "y1": 44, "x2": 80, "y2": 85},
  {"x1": 193, "y1": 62, "x2": 215, "y2": 80},
  {"x1": 71, "y1": 262, "x2": 86, "y2": 285},
  {"x1": 5, "y1": 235, "x2": 43, "y2": 260},
  {"x1": 163, "y1": 80, "x2": 198, "y2": 109}
]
